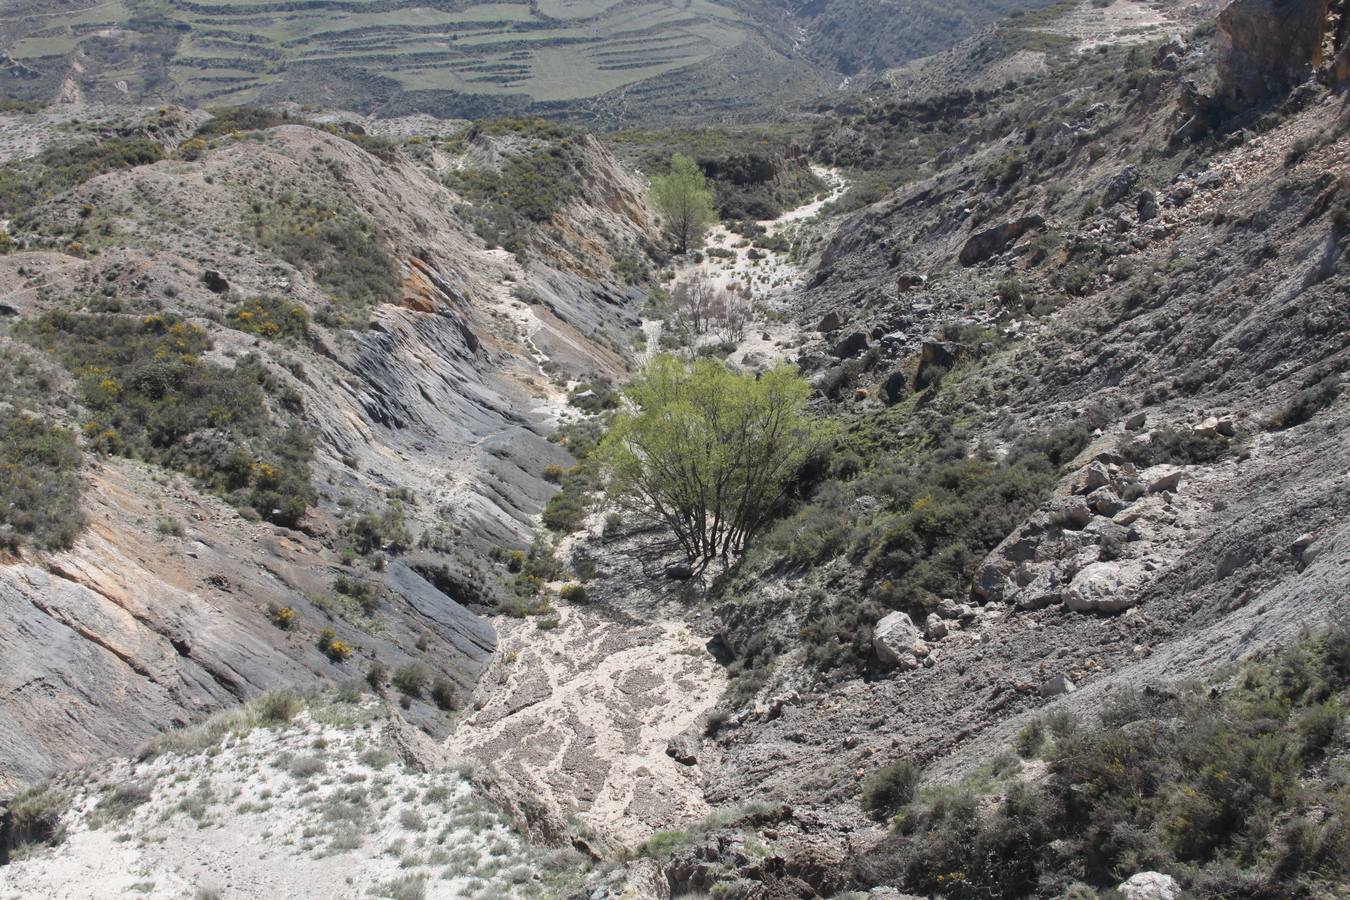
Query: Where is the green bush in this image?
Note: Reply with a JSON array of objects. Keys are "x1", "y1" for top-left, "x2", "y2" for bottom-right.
[
  {"x1": 542, "y1": 488, "x2": 588, "y2": 534},
  {"x1": 854, "y1": 626, "x2": 1350, "y2": 897},
  {"x1": 344, "y1": 504, "x2": 412, "y2": 555},
  {"x1": 1120, "y1": 426, "x2": 1231, "y2": 467},
  {"x1": 559, "y1": 583, "x2": 589, "y2": 604},
  {"x1": 255, "y1": 690, "x2": 302, "y2": 725},
  {"x1": 195, "y1": 106, "x2": 289, "y2": 139},
  {"x1": 0, "y1": 413, "x2": 84, "y2": 550},
  {"x1": 226, "y1": 296, "x2": 310, "y2": 340},
  {"x1": 862, "y1": 758, "x2": 920, "y2": 817},
  {"x1": 19, "y1": 312, "x2": 315, "y2": 527},
  {"x1": 392, "y1": 662, "x2": 430, "y2": 699}
]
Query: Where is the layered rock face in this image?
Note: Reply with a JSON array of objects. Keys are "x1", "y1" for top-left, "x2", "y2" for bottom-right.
[{"x1": 0, "y1": 112, "x2": 657, "y2": 790}]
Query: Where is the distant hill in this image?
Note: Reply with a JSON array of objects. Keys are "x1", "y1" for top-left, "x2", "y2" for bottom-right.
[{"x1": 0, "y1": 0, "x2": 1055, "y2": 123}]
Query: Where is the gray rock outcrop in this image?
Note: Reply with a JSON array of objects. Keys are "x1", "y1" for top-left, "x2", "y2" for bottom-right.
[{"x1": 1214, "y1": 0, "x2": 1331, "y2": 110}]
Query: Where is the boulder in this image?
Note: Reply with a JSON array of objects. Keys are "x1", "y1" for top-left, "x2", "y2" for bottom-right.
[
  {"x1": 810, "y1": 366, "x2": 848, "y2": 398},
  {"x1": 920, "y1": 340, "x2": 957, "y2": 371},
  {"x1": 202, "y1": 269, "x2": 230, "y2": 293},
  {"x1": 1040, "y1": 674, "x2": 1076, "y2": 697},
  {"x1": 896, "y1": 273, "x2": 927, "y2": 294},
  {"x1": 666, "y1": 726, "x2": 701, "y2": 766},
  {"x1": 1147, "y1": 470, "x2": 1183, "y2": 494},
  {"x1": 817, "y1": 310, "x2": 843, "y2": 333},
  {"x1": 1136, "y1": 190, "x2": 1159, "y2": 222},
  {"x1": 972, "y1": 562, "x2": 1013, "y2": 602},
  {"x1": 1049, "y1": 496, "x2": 1093, "y2": 531},
  {"x1": 1080, "y1": 461, "x2": 1112, "y2": 493},
  {"x1": 1014, "y1": 568, "x2": 1065, "y2": 610},
  {"x1": 1088, "y1": 487, "x2": 1129, "y2": 518},
  {"x1": 1125, "y1": 411, "x2": 1148, "y2": 430},
  {"x1": 873, "y1": 612, "x2": 926, "y2": 670},
  {"x1": 664, "y1": 563, "x2": 694, "y2": 580},
  {"x1": 1193, "y1": 416, "x2": 1220, "y2": 437},
  {"x1": 739, "y1": 350, "x2": 769, "y2": 372},
  {"x1": 924, "y1": 614, "x2": 949, "y2": 641},
  {"x1": 1104, "y1": 166, "x2": 1139, "y2": 207},
  {"x1": 834, "y1": 331, "x2": 870, "y2": 359},
  {"x1": 958, "y1": 214, "x2": 1045, "y2": 266},
  {"x1": 1063, "y1": 561, "x2": 1149, "y2": 613},
  {"x1": 1118, "y1": 871, "x2": 1182, "y2": 900},
  {"x1": 881, "y1": 370, "x2": 910, "y2": 405},
  {"x1": 936, "y1": 598, "x2": 964, "y2": 620},
  {"x1": 1214, "y1": 0, "x2": 1331, "y2": 111}
]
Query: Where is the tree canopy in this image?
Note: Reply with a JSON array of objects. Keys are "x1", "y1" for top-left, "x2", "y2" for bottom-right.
[
  {"x1": 649, "y1": 153, "x2": 717, "y2": 254},
  {"x1": 599, "y1": 355, "x2": 821, "y2": 572}
]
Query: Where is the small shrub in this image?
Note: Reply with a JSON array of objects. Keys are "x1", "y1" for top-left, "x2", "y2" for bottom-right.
[
  {"x1": 1015, "y1": 718, "x2": 1046, "y2": 758},
  {"x1": 288, "y1": 755, "x2": 325, "y2": 779},
  {"x1": 94, "y1": 782, "x2": 151, "y2": 825},
  {"x1": 392, "y1": 662, "x2": 430, "y2": 699},
  {"x1": 862, "y1": 758, "x2": 920, "y2": 817},
  {"x1": 317, "y1": 629, "x2": 352, "y2": 662},
  {"x1": 255, "y1": 690, "x2": 302, "y2": 725},
  {"x1": 226, "y1": 296, "x2": 310, "y2": 340},
  {"x1": 155, "y1": 517, "x2": 184, "y2": 537},
  {"x1": 1270, "y1": 374, "x2": 1340, "y2": 430},
  {"x1": 366, "y1": 661, "x2": 387, "y2": 693},
  {"x1": 0, "y1": 413, "x2": 84, "y2": 550},
  {"x1": 268, "y1": 605, "x2": 297, "y2": 630},
  {"x1": 559, "y1": 583, "x2": 589, "y2": 604},
  {"x1": 1120, "y1": 426, "x2": 1231, "y2": 467},
  {"x1": 344, "y1": 504, "x2": 412, "y2": 556},
  {"x1": 430, "y1": 678, "x2": 459, "y2": 711},
  {"x1": 5, "y1": 786, "x2": 67, "y2": 854}
]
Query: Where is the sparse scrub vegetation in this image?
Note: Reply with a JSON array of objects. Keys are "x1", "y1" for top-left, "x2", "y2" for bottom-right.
[
  {"x1": 0, "y1": 136, "x2": 165, "y2": 220},
  {"x1": 226, "y1": 296, "x2": 310, "y2": 340},
  {"x1": 861, "y1": 758, "x2": 920, "y2": 818},
  {"x1": 749, "y1": 411, "x2": 1097, "y2": 674},
  {"x1": 18, "y1": 312, "x2": 315, "y2": 527},
  {"x1": 248, "y1": 193, "x2": 399, "y2": 327},
  {"x1": 446, "y1": 138, "x2": 583, "y2": 254},
  {"x1": 855, "y1": 626, "x2": 1350, "y2": 898},
  {"x1": 2, "y1": 785, "x2": 67, "y2": 860},
  {"x1": 392, "y1": 662, "x2": 431, "y2": 700},
  {"x1": 0, "y1": 412, "x2": 85, "y2": 550}
]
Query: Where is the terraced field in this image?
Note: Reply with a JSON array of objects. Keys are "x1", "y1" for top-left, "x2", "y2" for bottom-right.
[
  {"x1": 1, "y1": 0, "x2": 1058, "y2": 119},
  {"x1": 1, "y1": 0, "x2": 761, "y2": 110}
]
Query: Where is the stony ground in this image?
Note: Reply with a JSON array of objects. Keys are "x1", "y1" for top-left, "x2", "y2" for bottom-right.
[
  {"x1": 0, "y1": 697, "x2": 587, "y2": 899},
  {"x1": 447, "y1": 605, "x2": 726, "y2": 848}
]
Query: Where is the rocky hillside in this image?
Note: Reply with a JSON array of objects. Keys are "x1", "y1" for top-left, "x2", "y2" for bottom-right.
[
  {"x1": 574, "y1": 0, "x2": 1350, "y2": 895},
  {"x1": 0, "y1": 106, "x2": 657, "y2": 793},
  {"x1": 2, "y1": 0, "x2": 1350, "y2": 898}
]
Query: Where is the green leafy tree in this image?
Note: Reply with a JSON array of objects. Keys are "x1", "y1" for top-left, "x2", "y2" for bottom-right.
[
  {"x1": 600, "y1": 355, "x2": 822, "y2": 572},
  {"x1": 650, "y1": 154, "x2": 716, "y2": 254}
]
